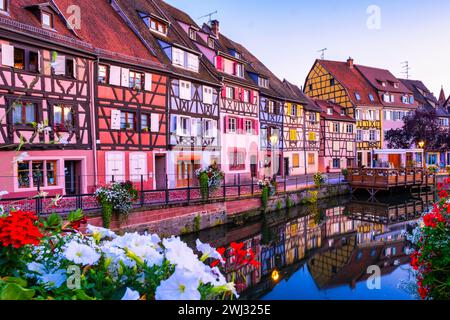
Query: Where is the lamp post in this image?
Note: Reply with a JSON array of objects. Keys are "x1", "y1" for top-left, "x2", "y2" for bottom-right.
[{"x1": 418, "y1": 140, "x2": 425, "y2": 169}]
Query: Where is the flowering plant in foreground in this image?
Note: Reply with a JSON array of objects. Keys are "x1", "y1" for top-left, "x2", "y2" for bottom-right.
[
  {"x1": 0, "y1": 210, "x2": 238, "y2": 300},
  {"x1": 404, "y1": 179, "x2": 450, "y2": 300}
]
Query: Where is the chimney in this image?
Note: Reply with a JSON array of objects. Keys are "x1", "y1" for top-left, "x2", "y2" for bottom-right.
[
  {"x1": 211, "y1": 20, "x2": 220, "y2": 38},
  {"x1": 347, "y1": 57, "x2": 354, "y2": 68}
]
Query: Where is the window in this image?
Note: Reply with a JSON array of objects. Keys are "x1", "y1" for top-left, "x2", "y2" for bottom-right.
[
  {"x1": 245, "y1": 120, "x2": 253, "y2": 134},
  {"x1": 258, "y1": 77, "x2": 269, "y2": 88},
  {"x1": 41, "y1": 11, "x2": 53, "y2": 29},
  {"x1": 356, "y1": 130, "x2": 363, "y2": 141},
  {"x1": 369, "y1": 130, "x2": 377, "y2": 141},
  {"x1": 0, "y1": 0, "x2": 7, "y2": 12},
  {"x1": 308, "y1": 132, "x2": 316, "y2": 141},
  {"x1": 327, "y1": 107, "x2": 333, "y2": 115},
  {"x1": 243, "y1": 90, "x2": 250, "y2": 103},
  {"x1": 439, "y1": 118, "x2": 449, "y2": 127},
  {"x1": 187, "y1": 53, "x2": 199, "y2": 72},
  {"x1": 228, "y1": 117, "x2": 237, "y2": 133},
  {"x1": 290, "y1": 105, "x2": 297, "y2": 117},
  {"x1": 333, "y1": 123, "x2": 340, "y2": 133},
  {"x1": 409, "y1": 95, "x2": 415, "y2": 104},
  {"x1": 14, "y1": 48, "x2": 25, "y2": 70},
  {"x1": 145, "y1": 17, "x2": 168, "y2": 35},
  {"x1": 180, "y1": 116, "x2": 190, "y2": 136},
  {"x1": 120, "y1": 112, "x2": 135, "y2": 130},
  {"x1": 289, "y1": 129, "x2": 297, "y2": 141},
  {"x1": 203, "y1": 86, "x2": 213, "y2": 105},
  {"x1": 292, "y1": 154, "x2": 300, "y2": 168},
  {"x1": 172, "y1": 48, "x2": 185, "y2": 67},
  {"x1": 17, "y1": 160, "x2": 58, "y2": 189},
  {"x1": 179, "y1": 80, "x2": 191, "y2": 100},
  {"x1": 141, "y1": 114, "x2": 150, "y2": 131},
  {"x1": 12, "y1": 101, "x2": 36, "y2": 126},
  {"x1": 129, "y1": 71, "x2": 143, "y2": 90},
  {"x1": 225, "y1": 86, "x2": 234, "y2": 99},
  {"x1": 332, "y1": 158, "x2": 340, "y2": 169},
  {"x1": 98, "y1": 65, "x2": 108, "y2": 84},
  {"x1": 203, "y1": 119, "x2": 212, "y2": 137},
  {"x1": 309, "y1": 112, "x2": 317, "y2": 122},
  {"x1": 173, "y1": 48, "x2": 199, "y2": 72},
  {"x1": 369, "y1": 94, "x2": 375, "y2": 102},
  {"x1": 346, "y1": 124, "x2": 353, "y2": 133},
  {"x1": 229, "y1": 151, "x2": 245, "y2": 171},
  {"x1": 65, "y1": 57, "x2": 75, "y2": 78},
  {"x1": 268, "y1": 101, "x2": 275, "y2": 113},
  {"x1": 207, "y1": 37, "x2": 214, "y2": 49},
  {"x1": 367, "y1": 110, "x2": 374, "y2": 120},
  {"x1": 53, "y1": 105, "x2": 74, "y2": 131},
  {"x1": 330, "y1": 79, "x2": 335, "y2": 86},
  {"x1": 355, "y1": 92, "x2": 361, "y2": 101},
  {"x1": 235, "y1": 64, "x2": 243, "y2": 77},
  {"x1": 308, "y1": 153, "x2": 315, "y2": 165},
  {"x1": 189, "y1": 28, "x2": 196, "y2": 40}
]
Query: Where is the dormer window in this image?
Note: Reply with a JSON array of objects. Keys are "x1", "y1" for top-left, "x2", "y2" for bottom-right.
[
  {"x1": 189, "y1": 28, "x2": 196, "y2": 40},
  {"x1": 258, "y1": 77, "x2": 269, "y2": 88},
  {"x1": 340, "y1": 109, "x2": 346, "y2": 116},
  {"x1": 327, "y1": 107, "x2": 333, "y2": 115},
  {"x1": 0, "y1": 0, "x2": 7, "y2": 13},
  {"x1": 207, "y1": 37, "x2": 214, "y2": 49},
  {"x1": 369, "y1": 94, "x2": 375, "y2": 102},
  {"x1": 140, "y1": 12, "x2": 168, "y2": 36},
  {"x1": 402, "y1": 95, "x2": 409, "y2": 104},
  {"x1": 41, "y1": 11, "x2": 53, "y2": 29},
  {"x1": 394, "y1": 83, "x2": 399, "y2": 88},
  {"x1": 172, "y1": 47, "x2": 199, "y2": 72},
  {"x1": 355, "y1": 92, "x2": 361, "y2": 101}
]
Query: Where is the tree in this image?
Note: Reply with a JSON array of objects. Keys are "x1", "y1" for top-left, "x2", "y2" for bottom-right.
[{"x1": 385, "y1": 109, "x2": 448, "y2": 152}]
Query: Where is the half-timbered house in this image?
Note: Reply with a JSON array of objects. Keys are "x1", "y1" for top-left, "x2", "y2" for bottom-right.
[
  {"x1": 283, "y1": 80, "x2": 321, "y2": 175},
  {"x1": 117, "y1": 0, "x2": 222, "y2": 188},
  {"x1": 304, "y1": 58, "x2": 383, "y2": 168},
  {"x1": 180, "y1": 18, "x2": 261, "y2": 180},
  {"x1": 0, "y1": 1, "x2": 96, "y2": 198},
  {"x1": 57, "y1": 0, "x2": 170, "y2": 190},
  {"x1": 315, "y1": 100, "x2": 356, "y2": 173}
]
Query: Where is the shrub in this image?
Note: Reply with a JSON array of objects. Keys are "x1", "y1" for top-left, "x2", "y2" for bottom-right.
[
  {"x1": 313, "y1": 172, "x2": 325, "y2": 188},
  {"x1": 195, "y1": 163, "x2": 225, "y2": 195},
  {"x1": 199, "y1": 172, "x2": 209, "y2": 201},
  {"x1": 427, "y1": 166, "x2": 438, "y2": 174},
  {"x1": 261, "y1": 186, "x2": 269, "y2": 209}
]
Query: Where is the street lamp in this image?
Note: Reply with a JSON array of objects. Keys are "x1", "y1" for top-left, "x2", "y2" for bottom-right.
[{"x1": 418, "y1": 140, "x2": 425, "y2": 168}]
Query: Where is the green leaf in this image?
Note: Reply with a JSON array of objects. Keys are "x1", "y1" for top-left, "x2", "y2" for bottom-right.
[
  {"x1": 3, "y1": 277, "x2": 27, "y2": 287},
  {"x1": 67, "y1": 209, "x2": 84, "y2": 222},
  {"x1": 45, "y1": 213, "x2": 62, "y2": 228},
  {"x1": 75, "y1": 290, "x2": 95, "y2": 301},
  {"x1": 0, "y1": 283, "x2": 35, "y2": 300}
]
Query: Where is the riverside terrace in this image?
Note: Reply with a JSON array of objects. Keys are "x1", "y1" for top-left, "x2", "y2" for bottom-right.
[{"x1": 346, "y1": 167, "x2": 436, "y2": 200}]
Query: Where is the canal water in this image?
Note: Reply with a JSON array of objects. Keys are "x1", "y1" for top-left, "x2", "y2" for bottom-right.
[{"x1": 182, "y1": 191, "x2": 436, "y2": 300}]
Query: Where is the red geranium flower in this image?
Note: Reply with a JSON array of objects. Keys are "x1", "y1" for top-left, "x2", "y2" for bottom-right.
[{"x1": 0, "y1": 211, "x2": 43, "y2": 248}]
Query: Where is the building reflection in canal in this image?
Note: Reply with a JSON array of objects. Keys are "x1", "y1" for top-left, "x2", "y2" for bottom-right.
[{"x1": 182, "y1": 191, "x2": 435, "y2": 300}]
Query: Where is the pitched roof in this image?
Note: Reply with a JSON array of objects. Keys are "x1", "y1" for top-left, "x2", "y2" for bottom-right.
[
  {"x1": 115, "y1": 0, "x2": 220, "y2": 85},
  {"x1": 283, "y1": 80, "x2": 321, "y2": 112},
  {"x1": 355, "y1": 64, "x2": 411, "y2": 94},
  {"x1": 317, "y1": 59, "x2": 381, "y2": 106},
  {"x1": 314, "y1": 100, "x2": 355, "y2": 122},
  {"x1": 439, "y1": 86, "x2": 446, "y2": 105},
  {"x1": 400, "y1": 79, "x2": 450, "y2": 118}
]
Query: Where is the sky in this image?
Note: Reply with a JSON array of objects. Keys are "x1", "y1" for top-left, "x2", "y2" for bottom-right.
[{"x1": 165, "y1": 0, "x2": 450, "y2": 98}]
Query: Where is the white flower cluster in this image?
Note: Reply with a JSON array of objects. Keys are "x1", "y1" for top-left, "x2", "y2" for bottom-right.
[
  {"x1": 26, "y1": 226, "x2": 236, "y2": 301},
  {"x1": 95, "y1": 183, "x2": 136, "y2": 214}
]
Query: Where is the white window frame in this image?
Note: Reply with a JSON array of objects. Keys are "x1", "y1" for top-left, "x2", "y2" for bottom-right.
[
  {"x1": 179, "y1": 116, "x2": 191, "y2": 136},
  {"x1": 0, "y1": 0, "x2": 6, "y2": 12},
  {"x1": 243, "y1": 90, "x2": 250, "y2": 103},
  {"x1": 129, "y1": 152, "x2": 148, "y2": 182},
  {"x1": 356, "y1": 130, "x2": 363, "y2": 141},
  {"x1": 225, "y1": 86, "x2": 234, "y2": 99},
  {"x1": 203, "y1": 86, "x2": 213, "y2": 105},
  {"x1": 179, "y1": 80, "x2": 192, "y2": 100},
  {"x1": 172, "y1": 47, "x2": 185, "y2": 67},
  {"x1": 203, "y1": 119, "x2": 213, "y2": 137},
  {"x1": 228, "y1": 117, "x2": 237, "y2": 133},
  {"x1": 245, "y1": 120, "x2": 253, "y2": 134},
  {"x1": 187, "y1": 53, "x2": 199, "y2": 72},
  {"x1": 42, "y1": 11, "x2": 53, "y2": 29},
  {"x1": 189, "y1": 28, "x2": 196, "y2": 40}
]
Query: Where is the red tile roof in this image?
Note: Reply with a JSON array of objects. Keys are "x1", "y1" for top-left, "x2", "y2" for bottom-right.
[
  {"x1": 317, "y1": 59, "x2": 381, "y2": 107},
  {"x1": 314, "y1": 100, "x2": 355, "y2": 122},
  {"x1": 355, "y1": 64, "x2": 411, "y2": 94}
]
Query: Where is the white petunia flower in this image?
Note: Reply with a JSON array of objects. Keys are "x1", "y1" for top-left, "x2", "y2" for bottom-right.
[
  {"x1": 121, "y1": 288, "x2": 141, "y2": 300},
  {"x1": 163, "y1": 237, "x2": 203, "y2": 273},
  {"x1": 86, "y1": 225, "x2": 117, "y2": 240},
  {"x1": 196, "y1": 239, "x2": 225, "y2": 264},
  {"x1": 155, "y1": 269, "x2": 201, "y2": 300},
  {"x1": 64, "y1": 241, "x2": 100, "y2": 266},
  {"x1": 39, "y1": 269, "x2": 67, "y2": 289},
  {"x1": 129, "y1": 246, "x2": 164, "y2": 268}
]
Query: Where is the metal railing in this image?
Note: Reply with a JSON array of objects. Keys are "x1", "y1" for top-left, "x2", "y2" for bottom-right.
[{"x1": 0, "y1": 173, "x2": 346, "y2": 216}]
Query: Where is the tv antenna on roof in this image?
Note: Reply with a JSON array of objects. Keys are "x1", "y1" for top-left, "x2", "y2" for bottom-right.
[
  {"x1": 401, "y1": 61, "x2": 411, "y2": 79},
  {"x1": 318, "y1": 48, "x2": 327, "y2": 60},
  {"x1": 198, "y1": 11, "x2": 218, "y2": 24}
]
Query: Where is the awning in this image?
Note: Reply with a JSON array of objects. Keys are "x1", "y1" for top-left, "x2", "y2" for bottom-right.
[{"x1": 372, "y1": 149, "x2": 423, "y2": 155}]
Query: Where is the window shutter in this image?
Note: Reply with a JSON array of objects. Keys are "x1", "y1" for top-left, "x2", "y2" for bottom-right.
[
  {"x1": 223, "y1": 116, "x2": 228, "y2": 133},
  {"x1": 176, "y1": 116, "x2": 182, "y2": 136},
  {"x1": 235, "y1": 87, "x2": 240, "y2": 101},
  {"x1": 297, "y1": 105, "x2": 302, "y2": 117},
  {"x1": 249, "y1": 90, "x2": 254, "y2": 104},
  {"x1": 212, "y1": 120, "x2": 217, "y2": 138},
  {"x1": 130, "y1": 153, "x2": 148, "y2": 182},
  {"x1": 72, "y1": 58, "x2": 77, "y2": 79},
  {"x1": 38, "y1": 51, "x2": 42, "y2": 72},
  {"x1": 197, "y1": 119, "x2": 203, "y2": 137},
  {"x1": 121, "y1": 68, "x2": 130, "y2": 87},
  {"x1": 150, "y1": 114, "x2": 159, "y2": 133},
  {"x1": 144, "y1": 73, "x2": 152, "y2": 91},
  {"x1": 253, "y1": 119, "x2": 259, "y2": 135},
  {"x1": 170, "y1": 114, "x2": 177, "y2": 134},
  {"x1": 54, "y1": 54, "x2": 66, "y2": 75},
  {"x1": 221, "y1": 87, "x2": 226, "y2": 98},
  {"x1": 1, "y1": 44, "x2": 14, "y2": 67},
  {"x1": 110, "y1": 109, "x2": 121, "y2": 130},
  {"x1": 190, "y1": 118, "x2": 197, "y2": 136},
  {"x1": 109, "y1": 66, "x2": 121, "y2": 86},
  {"x1": 216, "y1": 56, "x2": 223, "y2": 70}
]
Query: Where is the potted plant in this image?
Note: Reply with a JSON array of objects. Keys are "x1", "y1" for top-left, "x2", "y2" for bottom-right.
[{"x1": 195, "y1": 163, "x2": 225, "y2": 201}]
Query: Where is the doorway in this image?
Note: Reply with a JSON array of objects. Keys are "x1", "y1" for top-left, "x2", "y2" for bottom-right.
[
  {"x1": 388, "y1": 154, "x2": 401, "y2": 168},
  {"x1": 284, "y1": 157, "x2": 290, "y2": 177},
  {"x1": 154, "y1": 155, "x2": 166, "y2": 190},
  {"x1": 64, "y1": 160, "x2": 81, "y2": 195},
  {"x1": 176, "y1": 158, "x2": 201, "y2": 188},
  {"x1": 250, "y1": 155, "x2": 257, "y2": 178}
]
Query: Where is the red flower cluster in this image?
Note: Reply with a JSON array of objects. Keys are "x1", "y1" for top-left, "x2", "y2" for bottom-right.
[
  {"x1": 70, "y1": 216, "x2": 87, "y2": 230},
  {"x1": 417, "y1": 277, "x2": 429, "y2": 300},
  {"x1": 211, "y1": 242, "x2": 261, "y2": 270},
  {"x1": 423, "y1": 211, "x2": 445, "y2": 228},
  {"x1": 410, "y1": 251, "x2": 421, "y2": 270},
  {"x1": 0, "y1": 211, "x2": 43, "y2": 248}
]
